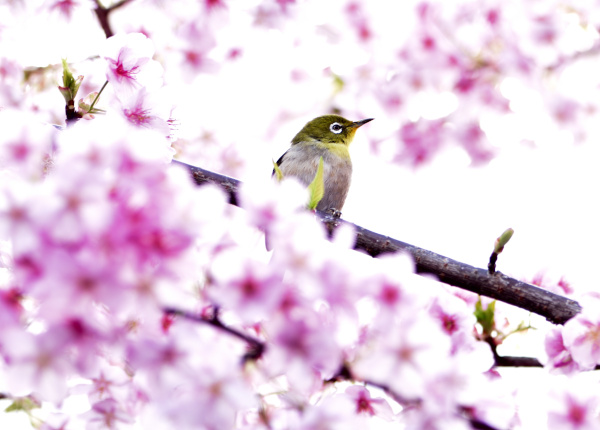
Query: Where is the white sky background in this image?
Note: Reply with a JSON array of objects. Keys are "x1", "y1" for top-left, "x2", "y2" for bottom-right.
[{"x1": 2, "y1": 0, "x2": 600, "y2": 428}]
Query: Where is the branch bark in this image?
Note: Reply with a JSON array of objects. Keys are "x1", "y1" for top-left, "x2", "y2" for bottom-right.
[
  {"x1": 171, "y1": 160, "x2": 582, "y2": 325},
  {"x1": 94, "y1": 0, "x2": 133, "y2": 38}
]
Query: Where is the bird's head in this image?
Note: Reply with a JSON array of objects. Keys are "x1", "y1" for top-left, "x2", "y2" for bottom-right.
[{"x1": 291, "y1": 115, "x2": 373, "y2": 146}]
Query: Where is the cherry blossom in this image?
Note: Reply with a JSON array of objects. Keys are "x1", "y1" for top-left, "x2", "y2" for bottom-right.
[
  {"x1": 103, "y1": 33, "x2": 164, "y2": 93},
  {"x1": 82, "y1": 398, "x2": 134, "y2": 430},
  {"x1": 263, "y1": 309, "x2": 343, "y2": 393},
  {"x1": 344, "y1": 385, "x2": 395, "y2": 421},
  {"x1": 543, "y1": 327, "x2": 583, "y2": 375},
  {"x1": 127, "y1": 321, "x2": 257, "y2": 429},
  {"x1": 0, "y1": 286, "x2": 23, "y2": 328},
  {"x1": 352, "y1": 313, "x2": 452, "y2": 399},
  {"x1": 289, "y1": 394, "x2": 367, "y2": 430},
  {"x1": 429, "y1": 292, "x2": 484, "y2": 355},
  {"x1": 116, "y1": 87, "x2": 172, "y2": 135},
  {"x1": 0, "y1": 110, "x2": 55, "y2": 180},
  {"x1": 547, "y1": 376, "x2": 600, "y2": 430},
  {"x1": 562, "y1": 297, "x2": 600, "y2": 370},
  {"x1": 208, "y1": 247, "x2": 285, "y2": 324}
]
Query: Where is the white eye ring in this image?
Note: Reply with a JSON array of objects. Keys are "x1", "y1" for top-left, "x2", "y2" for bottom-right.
[{"x1": 330, "y1": 122, "x2": 343, "y2": 134}]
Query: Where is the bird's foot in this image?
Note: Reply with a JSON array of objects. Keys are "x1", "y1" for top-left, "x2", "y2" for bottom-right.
[{"x1": 325, "y1": 208, "x2": 342, "y2": 219}]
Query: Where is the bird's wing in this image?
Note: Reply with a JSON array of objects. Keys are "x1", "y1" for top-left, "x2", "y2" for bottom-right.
[{"x1": 272, "y1": 151, "x2": 287, "y2": 177}]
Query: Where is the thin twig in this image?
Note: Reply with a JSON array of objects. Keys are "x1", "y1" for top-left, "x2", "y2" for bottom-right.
[
  {"x1": 163, "y1": 307, "x2": 265, "y2": 362},
  {"x1": 93, "y1": 0, "x2": 134, "y2": 38},
  {"x1": 88, "y1": 80, "x2": 109, "y2": 113}
]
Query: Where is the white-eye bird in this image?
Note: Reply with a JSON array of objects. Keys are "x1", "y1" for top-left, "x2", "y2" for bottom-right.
[{"x1": 274, "y1": 115, "x2": 373, "y2": 214}]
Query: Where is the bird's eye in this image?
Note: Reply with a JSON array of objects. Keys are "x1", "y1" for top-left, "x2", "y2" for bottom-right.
[{"x1": 330, "y1": 123, "x2": 343, "y2": 134}]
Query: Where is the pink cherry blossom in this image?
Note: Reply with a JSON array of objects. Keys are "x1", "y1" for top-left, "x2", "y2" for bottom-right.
[
  {"x1": 396, "y1": 118, "x2": 446, "y2": 166},
  {"x1": 82, "y1": 398, "x2": 134, "y2": 430},
  {"x1": 429, "y1": 292, "x2": 483, "y2": 355},
  {"x1": 548, "y1": 376, "x2": 600, "y2": 430},
  {"x1": 44, "y1": 0, "x2": 92, "y2": 20},
  {"x1": 345, "y1": 385, "x2": 395, "y2": 421},
  {"x1": 543, "y1": 327, "x2": 582, "y2": 375},
  {"x1": 128, "y1": 321, "x2": 257, "y2": 429},
  {"x1": 238, "y1": 177, "x2": 307, "y2": 234},
  {"x1": 345, "y1": 2, "x2": 373, "y2": 43},
  {"x1": 2, "y1": 327, "x2": 72, "y2": 403},
  {"x1": 291, "y1": 394, "x2": 368, "y2": 430},
  {"x1": 352, "y1": 314, "x2": 452, "y2": 399},
  {"x1": 208, "y1": 248, "x2": 284, "y2": 323},
  {"x1": 104, "y1": 33, "x2": 164, "y2": 93},
  {"x1": 171, "y1": 20, "x2": 219, "y2": 80},
  {"x1": 117, "y1": 88, "x2": 172, "y2": 135},
  {"x1": 562, "y1": 297, "x2": 600, "y2": 369},
  {"x1": 253, "y1": 0, "x2": 297, "y2": 28},
  {"x1": 0, "y1": 58, "x2": 23, "y2": 108},
  {"x1": 263, "y1": 309, "x2": 343, "y2": 393},
  {"x1": 0, "y1": 110, "x2": 55, "y2": 180},
  {"x1": 0, "y1": 287, "x2": 23, "y2": 328},
  {"x1": 73, "y1": 364, "x2": 132, "y2": 404}
]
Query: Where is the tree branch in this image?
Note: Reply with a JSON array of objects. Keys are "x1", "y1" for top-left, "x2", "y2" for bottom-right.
[
  {"x1": 494, "y1": 356, "x2": 542, "y2": 367},
  {"x1": 94, "y1": 0, "x2": 134, "y2": 38},
  {"x1": 171, "y1": 160, "x2": 582, "y2": 325},
  {"x1": 334, "y1": 215, "x2": 581, "y2": 325}
]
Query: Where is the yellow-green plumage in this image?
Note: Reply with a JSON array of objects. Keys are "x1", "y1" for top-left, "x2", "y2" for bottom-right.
[{"x1": 275, "y1": 115, "x2": 373, "y2": 212}]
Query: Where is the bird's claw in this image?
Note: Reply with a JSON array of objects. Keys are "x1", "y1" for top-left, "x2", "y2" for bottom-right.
[{"x1": 326, "y1": 208, "x2": 342, "y2": 219}]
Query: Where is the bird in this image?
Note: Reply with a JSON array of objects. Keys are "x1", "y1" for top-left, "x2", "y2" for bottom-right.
[{"x1": 273, "y1": 114, "x2": 373, "y2": 214}]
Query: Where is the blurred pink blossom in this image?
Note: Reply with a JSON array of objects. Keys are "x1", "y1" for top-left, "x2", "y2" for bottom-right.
[
  {"x1": 345, "y1": 385, "x2": 395, "y2": 420},
  {"x1": 562, "y1": 298, "x2": 600, "y2": 370},
  {"x1": 548, "y1": 376, "x2": 600, "y2": 430}
]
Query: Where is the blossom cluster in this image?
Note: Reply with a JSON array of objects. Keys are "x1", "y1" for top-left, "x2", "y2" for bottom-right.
[
  {"x1": 0, "y1": 107, "x2": 510, "y2": 429},
  {"x1": 0, "y1": 101, "x2": 512, "y2": 429}
]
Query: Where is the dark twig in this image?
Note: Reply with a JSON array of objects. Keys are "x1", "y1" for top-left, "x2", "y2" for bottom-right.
[
  {"x1": 163, "y1": 307, "x2": 265, "y2": 362},
  {"x1": 488, "y1": 252, "x2": 498, "y2": 275},
  {"x1": 461, "y1": 408, "x2": 501, "y2": 430},
  {"x1": 488, "y1": 228, "x2": 514, "y2": 275},
  {"x1": 483, "y1": 335, "x2": 543, "y2": 368},
  {"x1": 93, "y1": 0, "x2": 134, "y2": 38},
  {"x1": 493, "y1": 352, "x2": 600, "y2": 370},
  {"x1": 494, "y1": 356, "x2": 543, "y2": 367},
  {"x1": 171, "y1": 160, "x2": 582, "y2": 325},
  {"x1": 65, "y1": 99, "x2": 79, "y2": 126}
]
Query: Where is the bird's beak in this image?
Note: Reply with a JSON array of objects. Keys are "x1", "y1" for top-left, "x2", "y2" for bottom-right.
[{"x1": 350, "y1": 118, "x2": 374, "y2": 128}]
